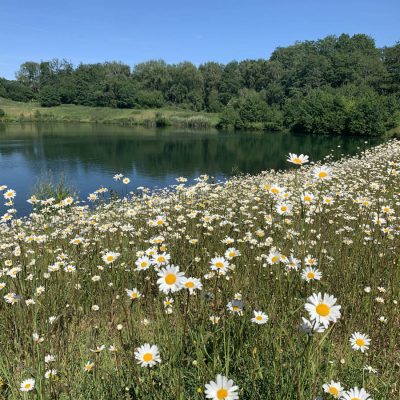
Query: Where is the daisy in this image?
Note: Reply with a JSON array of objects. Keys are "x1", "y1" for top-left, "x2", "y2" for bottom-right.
[
  {"x1": 304, "y1": 293, "x2": 341, "y2": 328},
  {"x1": 322, "y1": 380, "x2": 343, "y2": 398},
  {"x1": 267, "y1": 250, "x2": 281, "y2": 265},
  {"x1": 304, "y1": 255, "x2": 318, "y2": 266},
  {"x1": 341, "y1": 387, "x2": 371, "y2": 400},
  {"x1": 251, "y1": 310, "x2": 269, "y2": 325},
  {"x1": 122, "y1": 177, "x2": 130, "y2": 184},
  {"x1": 135, "y1": 256, "x2": 151, "y2": 271},
  {"x1": 45, "y1": 369, "x2": 58, "y2": 379},
  {"x1": 299, "y1": 317, "x2": 326, "y2": 335},
  {"x1": 227, "y1": 300, "x2": 244, "y2": 315},
  {"x1": 349, "y1": 332, "x2": 371, "y2": 353},
  {"x1": 210, "y1": 256, "x2": 230, "y2": 275},
  {"x1": 152, "y1": 252, "x2": 171, "y2": 267},
  {"x1": 276, "y1": 202, "x2": 292, "y2": 215},
  {"x1": 269, "y1": 184, "x2": 285, "y2": 196},
  {"x1": 301, "y1": 267, "x2": 322, "y2": 282},
  {"x1": 157, "y1": 265, "x2": 185, "y2": 293},
  {"x1": 20, "y1": 378, "x2": 35, "y2": 392},
  {"x1": 3, "y1": 189, "x2": 16, "y2": 199},
  {"x1": 287, "y1": 153, "x2": 309, "y2": 165},
  {"x1": 84, "y1": 361, "x2": 95, "y2": 372},
  {"x1": 205, "y1": 374, "x2": 239, "y2": 400},
  {"x1": 182, "y1": 277, "x2": 203, "y2": 294},
  {"x1": 102, "y1": 251, "x2": 120, "y2": 265},
  {"x1": 134, "y1": 344, "x2": 161, "y2": 368},
  {"x1": 224, "y1": 248, "x2": 241, "y2": 260},
  {"x1": 313, "y1": 166, "x2": 332, "y2": 180},
  {"x1": 126, "y1": 288, "x2": 142, "y2": 300},
  {"x1": 302, "y1": 192, "x2": 314, "y2": 204}
]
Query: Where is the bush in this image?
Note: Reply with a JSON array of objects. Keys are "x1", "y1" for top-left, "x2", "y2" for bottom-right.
[
  {"x1": 39, "y1": 85, "x2": 61, "y2": 107},
  {"x1": 0, "y1": 108, "x2": 5, "y2": 118},
  {"x1": 284, "y1": 86, "x2": 399, "y2": 135}
]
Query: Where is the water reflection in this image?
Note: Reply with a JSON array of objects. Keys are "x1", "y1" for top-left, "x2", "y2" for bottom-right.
[{"x1": 0, "y1": 123, "x2": 381, "y2": 215}]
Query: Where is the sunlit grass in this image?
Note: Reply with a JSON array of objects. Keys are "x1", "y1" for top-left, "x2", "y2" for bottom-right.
[{"x1": 0, "y1": 97, "x2": 219, "y2": 128}]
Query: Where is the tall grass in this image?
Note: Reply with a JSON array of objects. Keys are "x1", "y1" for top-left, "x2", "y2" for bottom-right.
[{"x1": 0, "y1": 141, "x2": 399, "y2": 399}]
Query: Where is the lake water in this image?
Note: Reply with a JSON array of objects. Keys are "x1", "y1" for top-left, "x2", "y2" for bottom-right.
[{"x1": 0, "y1": 123, "x2": 382, "y2": 215}]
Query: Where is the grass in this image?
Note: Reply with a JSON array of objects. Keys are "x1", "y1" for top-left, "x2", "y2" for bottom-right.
[
  {"x1": 0, "y1": 139, "x2": 399, "y2": 399},
  {"x1": 0, "y1": 98, "x2": 220, "y2": 128}
]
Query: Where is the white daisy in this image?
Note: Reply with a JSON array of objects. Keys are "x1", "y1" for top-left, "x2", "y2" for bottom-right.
[
  {"x1": 20, "y1": 378, "x2": 35, "y2": 392},
  {"x1": 349, "y1": 332, "x2": 371, "y2": 353},
  {"x1": 156, "y1": 265, "x2": 185, "y2": 293},
  {"x1": 205, "y1": 374, "x2": 239, "y2": 400},
  {"x1": 182, "y1": 277, "x2": 203, "y2": 294},
  {"x1": 134, "y1": 344, "x2": 161, "y2": 368},
  {"x1": 251, "y1": 310, "x2": 269, "y2": 325},
  {"x1": 301, "y1": 267, "x2": 322, "y2": 282},
  {"x1": 102, "y1": 251, "x2": 120, "y2": 265},
  {"x1": 210, "y1": 256, "x2": 230, "y2": 275},
  {"x1": 304, "y1": 293, "x2": 341, "y2": 328},
  {"x1": 341, "y1": 387, "x2": 372, "y2": 400},
  {"x1": 287, "y1": 153, "x2": 309, "y2": 165},
  {"x1": 322, "y1": 380, "x2": 343, "y2": 398}
]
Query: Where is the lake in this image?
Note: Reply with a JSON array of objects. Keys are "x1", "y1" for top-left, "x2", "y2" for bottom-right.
[{"x1": 0, "y1": 123, "x2": 382, "y2": 215}]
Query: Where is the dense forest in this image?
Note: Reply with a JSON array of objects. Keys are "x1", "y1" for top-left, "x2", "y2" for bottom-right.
[{"x1": 1, "y1": 34, "x2": 399, "y2": 135}]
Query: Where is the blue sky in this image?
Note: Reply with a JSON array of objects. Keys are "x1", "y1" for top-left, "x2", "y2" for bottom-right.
[{"x1": 1, "y1": 0, "x2": 399, "y2": 79}]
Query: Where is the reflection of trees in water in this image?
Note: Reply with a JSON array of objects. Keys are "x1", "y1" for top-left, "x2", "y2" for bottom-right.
[{"x1": 0, "y1": 124, "x2": 380, "y2": 178}]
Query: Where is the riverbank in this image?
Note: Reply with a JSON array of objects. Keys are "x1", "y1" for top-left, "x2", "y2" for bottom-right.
[
  {"x1": 1, "y1": 97, "x2": 399, "y2": 136},
  {"x1": 0, "y1": 98, "x2": 220, "y2": 128}
]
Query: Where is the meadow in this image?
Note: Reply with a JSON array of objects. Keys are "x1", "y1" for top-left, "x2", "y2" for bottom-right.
[
  {"x1": 0, "y1": 98, "x2": 219, "y2": 128},
  {"x1": 0, "y1": 140, "x2": 399, "y2": 399}
]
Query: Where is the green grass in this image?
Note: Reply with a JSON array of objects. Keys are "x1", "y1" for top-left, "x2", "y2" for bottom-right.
[
  {"x1": 0, "y1": 141, "x2": 399, "y2": 399},
  {"x1": 0, "y1": 98, "x2": 220, "y2": 128}
]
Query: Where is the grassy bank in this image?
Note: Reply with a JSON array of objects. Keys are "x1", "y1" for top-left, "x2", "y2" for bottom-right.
[
  {"x1": 0, "y1": 141, "x2": 399, "y2": 399},
  {"x1": 0, "y1": 98, "x2": 220, "y2": 128}
]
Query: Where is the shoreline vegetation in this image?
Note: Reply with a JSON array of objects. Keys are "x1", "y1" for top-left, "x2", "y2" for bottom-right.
[
  {"x1": 0, "y1": 98, "x2": 219, "y2": 129},
  {"x1": 1, "y1": 33, "x2": 400, "y2": 136},
  {"x1": 1, "y1": 97, "x2": 400, "y2": 137},
  {"x1": 0, "y1": 141, "x2": 399, "y2": 398}
]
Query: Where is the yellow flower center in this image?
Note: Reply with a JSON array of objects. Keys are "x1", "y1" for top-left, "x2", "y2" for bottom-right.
[
  {"x1": 328, "y1": 387, "x2": 339, "y2": 396},
  {"x1": 185, "y1": 281, "x2": 195, "y2": 288},
  {"x1": 143, "y1": 353, "x2": 153, "y2": 362},
  {"x1": 229, "y1": 252, "x2": 235, "y2": 258},
  {"x1": 217, "y1": 388, "x2": 228, "y2": 399},
  {"x1": 293, "y1": 158, "x2": 302, "y2": 164},
  {"x1": 140, "y1": 262, "x2": 148, "y2": 268},
  {"x1": 256, "y1": 315, "x2": 263, "y2": 320},
  {"x1": 24, "y1": 384, "x2": 31, "y2": 389},
  {"x1": 281, "y1": 206, "x2": 287, "y2": 211},
  {"x1": 271, "y1": 188, "x2": 279, "y2": 194},
  {"x1": 215, "y1": 262, "x2": 224, "y2": 268},
  {"x1": 131, "y1": 293, "x2": 138, "y2": 299},
  {"x1": 157, "y1": 256, "x2": 165, "y2": 263},
  {"x1": 304, "y1": 196, "x2": 311, "y2": 202},
  {"x1": 356, "y1": 338, "x2": 365, "y2": 347},
  {"x1": 165, "y1": 274, "x2": 177, "y2": 285},
  {"x1": 107, "y1": 256, "x2": 114, "y2": 262},
  {"x1": 316, "y1": 303, "x2": 330, "y2": 317},
  {"x1": 157, "y1": 220, "x2": 163, "y2": 225},
  {"x1": 271, "y1": 256, "x2": 279, "y2": 263},
  {"x1": 318, "y1": 171, "x2": 328, "y2": 178},
  {"x1": 307, "y1": 272, "x2": 315, "y2": 279}
]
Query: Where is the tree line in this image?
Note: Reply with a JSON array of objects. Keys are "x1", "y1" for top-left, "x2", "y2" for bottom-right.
[{"x1": 1, "y1": 34, "x2": 399, "y2": 135}]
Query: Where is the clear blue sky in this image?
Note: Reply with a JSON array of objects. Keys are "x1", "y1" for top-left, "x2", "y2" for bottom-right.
[{"x1": 1, "y1": 0, "x2": 399, "y2": 79}]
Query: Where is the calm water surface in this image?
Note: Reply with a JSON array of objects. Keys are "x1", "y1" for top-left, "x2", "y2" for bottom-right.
[{"x1": 0, "y1": 123, "x2": 382, "y2": 215}]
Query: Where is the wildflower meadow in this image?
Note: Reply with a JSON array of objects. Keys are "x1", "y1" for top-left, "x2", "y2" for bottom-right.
[{"x1": 0, "y1": 140, "x2": 399, "y2": 399}]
